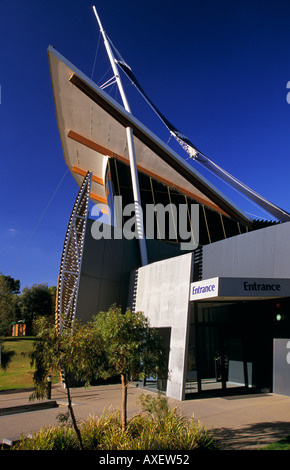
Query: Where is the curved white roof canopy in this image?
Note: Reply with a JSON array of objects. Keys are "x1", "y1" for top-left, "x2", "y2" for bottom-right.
[{"x1": 48, "y1": 46, "x2": 252, "y2": 225}]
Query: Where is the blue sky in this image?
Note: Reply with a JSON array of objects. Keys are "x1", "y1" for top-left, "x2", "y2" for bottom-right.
[{"x1": 1, "y1": 0, "x2": 290, "y2": 290}]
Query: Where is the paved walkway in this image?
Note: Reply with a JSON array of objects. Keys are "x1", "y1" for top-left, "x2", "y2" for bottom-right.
[{"x1": 1, "y1": 383, "x2": 290, "y2": 450}]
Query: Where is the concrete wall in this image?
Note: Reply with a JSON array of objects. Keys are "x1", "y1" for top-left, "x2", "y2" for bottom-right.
[
  {"x1": 75, "y1": 220, "x2": 140, "y2": 322},
  {"x1": 75, "y1": 218, "x2": 290, "y2": 400},
  {"x1": 273, "y1": 339, "x2": 290, "y2": 396},
  {"x1": 76, "y1": 219, "x2": 187, "y2": 322},
  {"x1": 202, "y1": 221, "x2": 290, "y2": 280},
  {"x1": 130, "y1": 253, "x2": 194, "y2": 401}
]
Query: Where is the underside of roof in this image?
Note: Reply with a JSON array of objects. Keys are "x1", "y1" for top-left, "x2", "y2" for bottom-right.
[{"x1": 48, "y1": 46, "x2": 252, "y2": 226}]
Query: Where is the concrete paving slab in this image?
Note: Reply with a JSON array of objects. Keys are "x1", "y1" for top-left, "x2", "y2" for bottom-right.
[{"x1": 1, "y1": 384, "x2": 290, "y2": 450}]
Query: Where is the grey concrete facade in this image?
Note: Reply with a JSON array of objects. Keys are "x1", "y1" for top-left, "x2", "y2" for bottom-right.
[
  {"x1": 129, "y1": 221, "x2": 290, "y2": 400},
  {"x1": 76, "y1": 220, "x2": 140, "y2": 322},
  {"x1": 273, "y1": 338, "x2": 290, "y2": 396},
  {"x1": 76, "y1": 219, "x2": 290, "y2": 401},
  {"x1": 130, "y1": 253, "x2": 194, "y2": 401},
  {"x1": 76, "y1": 219, "x2": 195, "y2": 401},
  {"x1": 76, "y1": 219, "x2": 187, "y2": 322},
  {"x1": 202, "y1": 221, "x2": 290, "y2": 280}
]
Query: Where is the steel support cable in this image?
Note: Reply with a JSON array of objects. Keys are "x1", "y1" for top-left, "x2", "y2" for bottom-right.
[
  {"x1": 111, "y1": 43, "x2": 290, "y2": 222},
  {"x1": 194, "y1": 161, "x2": 272, "y2": 220},
  {"x1": 10, "y1": 168, "x2": 69, "y2": 276},
  {"x1": 91, "y1": 29, "x2": 101, "y2": 80},
  {"x1": 190, "y1": 154, "x2": 289, "y2": 221}
]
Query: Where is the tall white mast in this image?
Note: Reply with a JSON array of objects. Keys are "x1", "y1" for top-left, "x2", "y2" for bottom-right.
[{"x1": 93, "y1": 6, "x2": 148, "y2": 266}]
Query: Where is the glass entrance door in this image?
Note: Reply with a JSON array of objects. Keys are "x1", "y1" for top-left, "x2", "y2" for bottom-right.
[
  {"x1": 198, "y1": 322, "x2": 248, "y2": 393},
  {"x1": 198, "y1": 322, "x2": 228, "y2": 392},
  {"x1": 186, "y1": 299, "x2": 278, "y2": 397},
  {"x1": 186, "y1": 302, "x2": 250, "y2": 395}
]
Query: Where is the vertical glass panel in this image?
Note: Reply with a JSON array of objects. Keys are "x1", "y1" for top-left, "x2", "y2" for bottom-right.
[
  {"x1": 222, "y1": 214, "x2": 240, "y2": 238},
  {"x1": 199, "y1": 206, "x2": 211, "y2": 245},
  {"x1": 185, "y1": 305, "x2": 198, "y2": 394},
  {"x1": 204, "y1": 208, "x2": 225, "y2": 243},
  {"x1": 150, "y1": 179, "x2": 174, "y2": 242}
]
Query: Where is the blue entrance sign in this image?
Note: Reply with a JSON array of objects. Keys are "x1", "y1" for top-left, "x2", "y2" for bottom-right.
[{"x1": 190, "y1": 278, "x2": 219, "y2": 300}]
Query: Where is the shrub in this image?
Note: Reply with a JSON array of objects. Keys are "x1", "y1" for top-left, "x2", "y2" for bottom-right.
[
  {"x1": 14, "y1": 426, "x2": 79, "y2": 450},
  {"x1": 81, "y1": 409, "x2": 124, "y2": 450},
  {"x1": 13, "y1": 395, "x2": 217, "y2": 451}
]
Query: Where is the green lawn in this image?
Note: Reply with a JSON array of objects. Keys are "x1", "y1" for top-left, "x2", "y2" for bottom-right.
[
  {"x1": 261, "y1": 436, "x2": 290, "y2": 450},
  {"x1": 0, "y1": 337, "x2": 35, "y2": 391}
]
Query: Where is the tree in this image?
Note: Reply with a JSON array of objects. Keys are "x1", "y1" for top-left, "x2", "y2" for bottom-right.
[
  {"x1": 31, "y1": 306, "x2": 167, "y2": 447},
  {"x1": 94, "y1": 305, "x2": 167, "y2": 431},
  {"x1": 0, "y1": 275, "x2": 20, "y2": 336},
  {"x1": 30, "y1": 317, "x2": 105, "y2": 450},
  {"x1": 1, "y1": 275, "x2": 20, "y2": 295},
  {"x1": 48, "y1": 286, "x2": 57, "y2": 318},
  {"x1": 20, "y1": 283, "x2": 54, "y2": 327}
]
